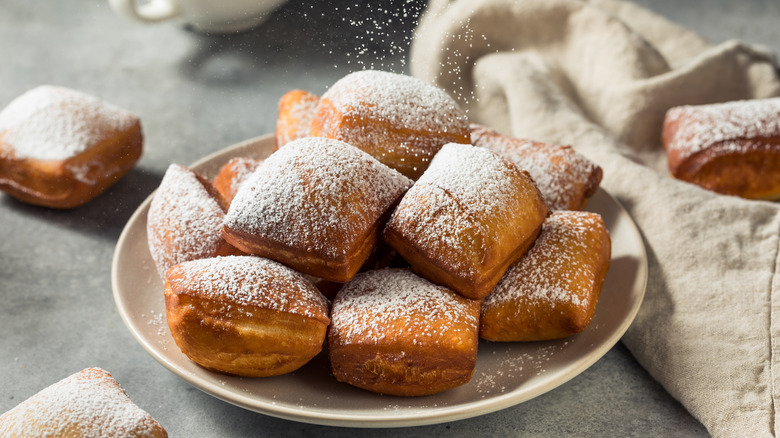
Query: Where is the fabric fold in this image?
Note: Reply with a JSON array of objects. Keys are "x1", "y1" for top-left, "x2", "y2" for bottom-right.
[{"x1": 410, "y1": 1, "x2": 780, "y2": 436}]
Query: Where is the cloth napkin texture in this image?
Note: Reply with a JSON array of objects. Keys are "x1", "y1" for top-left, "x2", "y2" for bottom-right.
[{"x1": 410, "y1": 1, "x2": 780, "y2": 436}]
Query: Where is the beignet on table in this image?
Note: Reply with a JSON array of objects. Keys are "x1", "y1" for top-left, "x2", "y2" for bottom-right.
[
  {"x1": 0, "y1": 85, "x2": 142, "y2": 208},
  {"x1": 0, "y1": 367, "x2": 167, "y2": 437},
  {"x1": 662, "y1": 97, "x2": 780, "y2": 200}
]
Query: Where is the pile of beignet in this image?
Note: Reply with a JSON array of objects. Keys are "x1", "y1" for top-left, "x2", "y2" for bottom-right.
[{"x1": 147, "y1": 70, "x2": 611, "y2": 397}]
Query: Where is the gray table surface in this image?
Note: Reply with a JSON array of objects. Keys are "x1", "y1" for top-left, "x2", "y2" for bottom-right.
[{"x1": 1, "y1": 1, "x2": 776, "y2": 436}]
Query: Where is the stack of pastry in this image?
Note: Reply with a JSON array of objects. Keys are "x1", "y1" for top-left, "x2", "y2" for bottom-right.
[{"x1": 147, "y1": 70, "x2": 611, "y2": 397}]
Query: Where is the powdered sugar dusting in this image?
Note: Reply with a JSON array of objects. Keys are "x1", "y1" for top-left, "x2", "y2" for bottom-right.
[
  {"x1": 0, "y1": 85, "x2": 138, "y2": 161},
  {"x1": 0, "y1": 368, "x2": 166, "y2": 437},
  {"x1": 390, "y1": 184, "x2": 483, "y2": 275},
  {"x1": 387, "y1": 143, "x2": 542, "y2": 274},
  {"x1": 224, "y1": 137, "x2": 412, "y2": 258},
  {"x1": 472, "y1": 126, "x2": 601, "y2": 210},
  {"x1": 485, "y1": 211, "x2": 606, "y2": 311},
  {"x1": 330, "y1": 269, "x2": 478, "y2": 345},
  {"x1": 147, "y1": 164, "x2": 226, "y2": 278},
  {"x1": 665, "y1": 97, "x2": 780, "y2": 159},
  {"x1": 473, "y1": 343, "x2": 566, "y2": 395},
  {"x1": 215, "y1": 157, "x2": 260, "y2": 202},
  {"x1": 167, "y1": 256, "x2": 329, "y2": 321},
  {"x1": 323, "y1": 70, "x2": 468, "y2": 134},
  {"x1": 224, "y1": 158, "x2": 259, "y2": 197},
  {"x1": 276, "y1": 90, "x2": 319, "y2": 147},
  {"x1": 314, "y1": 70, "x2": 470, "y2": 177}
]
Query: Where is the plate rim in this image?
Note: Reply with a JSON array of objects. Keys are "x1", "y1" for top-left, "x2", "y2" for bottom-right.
[{"x1": 111, "y1": 133, "x2": 648, "y2": 428}]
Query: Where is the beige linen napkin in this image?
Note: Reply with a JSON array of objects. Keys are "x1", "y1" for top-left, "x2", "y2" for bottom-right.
[{"x1": 410, "y1": 1, "x2": 780, "y2": 436}]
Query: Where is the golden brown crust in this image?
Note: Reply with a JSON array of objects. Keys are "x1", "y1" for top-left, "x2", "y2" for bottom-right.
[
  {"x1": 147, "y1": 164, "x2": 243, "y2": 280},
  {"x1": 384, "y1": 143, "x2": 548, "y2": 300},
  {"x1": 480, "y1": 211, "x2": 611, "y2": 342},
  {"x1": 662, "y1": 98, "x2": 780, "y2": 200},
  {"x1": 0, "y1": 86, "x2": 143, "y2": 208},
  {"x1": 0, "y1": 368, "x2": 168, "y2": 437},
  {"x1": 328, "y1": 269, "x2": 480, "y2": 396},
  {"x1": 164, "y1": 256, "x2": 330, "y2": 377},
  {"x1": 470, "y1": 124, "x2": 602, "y2": 210},
  {"x1": 275, "y1": 89, "x2": 320, "y2": 150},
  {"x1": 221, "y1": 137, "x2": 412, "y2": 283},
  {"x1": 309, "y1": 70, "x2": 470, "y2": 180},
  {"x1": 212, "y1": 157, "x2": 261, "y2": 205}
]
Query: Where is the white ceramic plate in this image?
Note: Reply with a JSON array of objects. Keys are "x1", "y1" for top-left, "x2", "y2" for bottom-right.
[{"x1": 111, "y1": 134, "x2": 647, "y2": 428}]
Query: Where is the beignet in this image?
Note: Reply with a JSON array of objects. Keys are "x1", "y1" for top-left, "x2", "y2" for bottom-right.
[
  {"x1": 328, "y1": 268, "x2": 480, "y2": 396},
  {"x1": 309, "y1": 70, "x2": 470, "y2": 180},
  {"x1": 0, "y1": 85, "x2": 142, "y2": 208},
  {"x1": 222, "y1": 137, "x2": 412, "y2": 283},
  {"x1": 384, "y1": 142, "x2": 548, "y2": 300},
  {"x1": 0, "y1": 367, "x2": 167, "y2": 438},
  {"x1": 480, "y1": 211, "x2": 610, "y2": 342},
  {"x1": 147, "y1": 163, "x2": 242, "y2": 280},
  {"x1": 470, "y1": 124, "x2": 602, "y2": 210},
  {"x1": 662, "y1": 98, "x2": 780, "y2": 200},
  {"x1": 164, "y1": 255, "x2": 330, "y2": 377},
  {"x1": 212, "y1": 156, "x2": 261, "y2": 205},
  {"x1": 275, "y1": 89, "x2": 320, "y2": 149}
]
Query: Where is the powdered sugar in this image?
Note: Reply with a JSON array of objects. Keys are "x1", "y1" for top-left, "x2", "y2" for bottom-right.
[
  {"x1": 387, "y1": 143, "x2": 544, "y2": 275},
  {"x1": 322, "y1": 70, "x2": 468, "y2": 134},
  {"x1": 167, "y1": 256, "x2": 329, "y2": 321},
  {"x1": 313, "y1": 70, "x2": 470, "y2": 178},
  {"x1": 147, "y1": 164, "x2": 226, "y2": 278},
  {"x1": 215, "y1": 157, "x2": 260, "y2": 202},
  {"x1": 330, "y1": 269, "x2": 478, "y2": 345},
  {"x1": 224, "y1": 137, "x2": 412, "y2": 258},
  {"x1": 472, "y1": 127, "x2": 601, "y2": 210},
  {"x1": 0, "y1": 85, "x2": 138, "y2": 161},
  {"x1": 485, "y1": 211, "x2": 607, "y2": 311},
  {"x1": 276, "y1": 90, "x2": 319, "y2": 147},
  {"x1": 0, "y1": 368, "x2": 165, "y2": 437},
  {"x1": 665, "y1": 97, "x2": 780, "y2": 159},
  {"x1": 420, "y1": 143, "x2": 530, "y2": 219}
]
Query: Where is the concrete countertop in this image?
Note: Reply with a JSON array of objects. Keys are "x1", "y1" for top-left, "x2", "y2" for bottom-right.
[{"x1": 1, "y1": 1, "x2": 776, "y2": 436}]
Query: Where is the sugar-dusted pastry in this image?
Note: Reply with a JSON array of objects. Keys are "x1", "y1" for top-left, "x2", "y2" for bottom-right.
[
  {"x1": 309, "y1": 70, "x2": 470, "y2": 180},
  {"x1": 480, "y1": 211, "x2": 610, "y2": 342},
  {"x1": 662, "y1": 98, "x2": 780, "y2": 200},
  {"x1": 164, "y1": 255, "x2": 330, "y2": 377},
  {"x1": 147, "y1": 163, "x2": 242, "y2": 280},
  {"x1": 470, "y1": 124, "x2": 602, "y2": 210},
  {"x1": 0, "y1": 85, "x2": 142, "y2": 208},
  {"x1": 222, "y1": 137, "x2": 413, "y2": 283},
  {"x1": 212, "y1": 157, "x2": 261, "y2": 205},
  {"x1": 0, "y1": 367, "x2": 167, "y2": 437},
  {"x1": 328, "y1": 268, "x2": 480, "y2": 396},
  {"x1": 275, "y1": 89, "x2": 320, "y2": 149},
  {"x1": 384, "y1": 142, "x2": 548, "y2": 300}
]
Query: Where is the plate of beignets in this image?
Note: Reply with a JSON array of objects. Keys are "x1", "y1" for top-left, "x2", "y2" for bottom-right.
[{"x1": 112, "y1": 133, "x2": 647, "y2": 427}]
